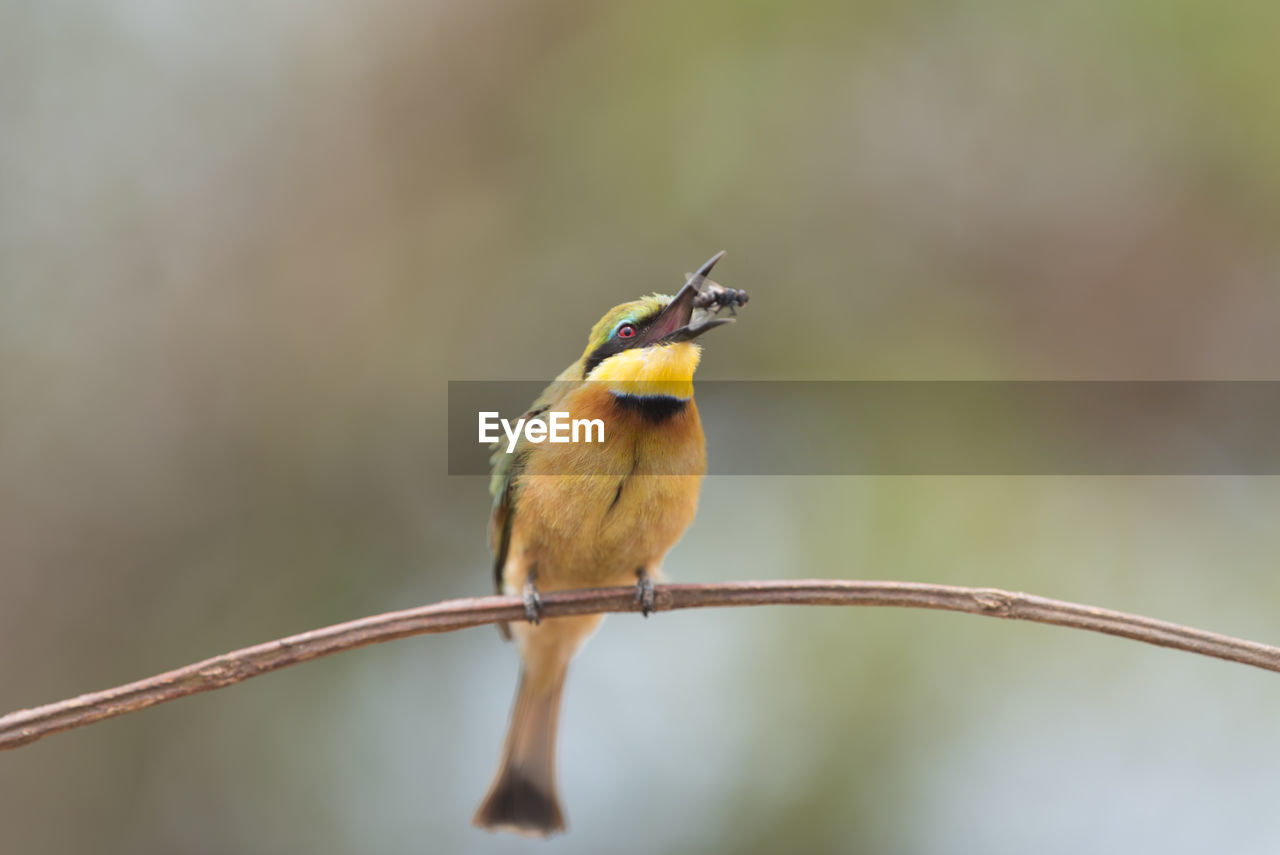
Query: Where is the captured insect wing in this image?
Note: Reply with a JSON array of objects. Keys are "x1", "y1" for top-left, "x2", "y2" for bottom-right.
[
  {"x1": 685, "y1": 251, "x2": 749, "y2": 329},
  {"x1": 689, "y1": 276, "x2": 749, "y2": 315}
]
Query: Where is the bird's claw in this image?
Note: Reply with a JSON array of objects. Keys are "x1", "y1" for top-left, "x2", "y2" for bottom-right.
[
  {"x1": 522, "y1": 581, "x2": 544, "y2": 625},
  {"x1": 635, "y1": 571, "x2": 656, "y2": 618}
]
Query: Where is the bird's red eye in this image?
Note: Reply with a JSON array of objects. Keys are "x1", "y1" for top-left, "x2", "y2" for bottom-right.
[{"x1": 616, "y1": 323, "x2": 637, "y2": 339}]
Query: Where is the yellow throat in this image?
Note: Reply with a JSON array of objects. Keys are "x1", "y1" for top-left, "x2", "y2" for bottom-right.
[{"x1": 587, "y1": 342, "x2": 701, "y2": 400}]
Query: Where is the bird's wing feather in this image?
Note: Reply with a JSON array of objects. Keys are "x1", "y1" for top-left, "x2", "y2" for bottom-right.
[{"x1": 488, "y1": 366, "x2": 580, "y2": 595}]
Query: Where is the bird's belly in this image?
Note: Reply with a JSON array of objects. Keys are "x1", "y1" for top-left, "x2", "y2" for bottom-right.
[
  {"x1": 502, "y1": 390, "x2": 707, "y2": 592},
  {"x1": 510, "y1": 471, "x2": 703, "y2": 590}
]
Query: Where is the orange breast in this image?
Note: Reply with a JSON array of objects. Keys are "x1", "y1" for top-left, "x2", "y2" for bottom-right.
[{"x1": 503, "y1": 383, "x2": 707, "y2": 591}]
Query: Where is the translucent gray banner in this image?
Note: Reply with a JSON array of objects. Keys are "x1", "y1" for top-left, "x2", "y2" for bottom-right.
[{"x1": 448, "y1": 381, "x2": 1280, "y2": 475}]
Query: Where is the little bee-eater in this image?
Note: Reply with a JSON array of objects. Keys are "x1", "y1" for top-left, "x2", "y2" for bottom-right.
[{"x1": 474, "y1": 252, "x2": 747, "y2": 836}]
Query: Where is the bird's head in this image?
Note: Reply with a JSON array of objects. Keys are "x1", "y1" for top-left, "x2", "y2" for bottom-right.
[{"x1": 578, "y1": 252, "x2": 740, "y2": 400}]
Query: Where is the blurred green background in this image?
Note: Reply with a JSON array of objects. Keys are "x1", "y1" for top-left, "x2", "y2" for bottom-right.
[{"x1": 3, "y1": 1, "x2": 1280, "y2": 853}]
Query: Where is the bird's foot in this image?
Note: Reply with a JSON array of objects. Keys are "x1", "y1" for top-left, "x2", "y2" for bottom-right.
[
  {"x1": 634, "y1": 570, "x2": 656, "y2": 618},
  {"x1": 522, "y1": 580, "x2": 544, "y2": 625}
]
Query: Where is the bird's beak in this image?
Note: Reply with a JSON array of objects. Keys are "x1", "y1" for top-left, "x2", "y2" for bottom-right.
[{"x1": 642, "y1": 251, "x2": 734, "y2": 345}]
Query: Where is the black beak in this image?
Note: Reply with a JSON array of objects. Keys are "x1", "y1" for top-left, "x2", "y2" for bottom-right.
[{"x1": 641, "y1": 251, "x2": 733, "y2": 345}]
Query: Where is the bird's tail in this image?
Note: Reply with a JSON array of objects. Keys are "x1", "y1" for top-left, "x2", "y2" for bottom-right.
[{"x1": 473, "y1": 664, "x2": 567, "y2": 836}]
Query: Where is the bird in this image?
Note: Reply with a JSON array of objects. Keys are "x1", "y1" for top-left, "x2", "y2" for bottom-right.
[{"x1": 473, "y1": 251, "x2": 747, "y2": 836}]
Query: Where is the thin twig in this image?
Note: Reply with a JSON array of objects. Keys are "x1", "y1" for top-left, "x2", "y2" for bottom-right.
[{"x1": 3, "y1": 579, "x2": 1277, "y2": 751}]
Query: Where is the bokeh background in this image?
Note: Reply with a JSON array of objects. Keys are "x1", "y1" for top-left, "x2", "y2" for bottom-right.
[{"x1": 4, "y1": 2, "x2": 1280, "y2": 853}]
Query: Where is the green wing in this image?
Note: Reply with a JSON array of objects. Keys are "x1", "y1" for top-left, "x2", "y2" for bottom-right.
[
  {"x1": 487, "y1": 367, "x2": 579, "y2": 596},
  {"x1": 488, "y1": 427, "x2": 535, "y2": 596}
]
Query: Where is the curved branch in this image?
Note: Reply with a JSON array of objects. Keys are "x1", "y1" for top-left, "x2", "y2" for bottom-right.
[{"x1": 3, "y1": 579, "x2": 1278, "y2": 751}]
